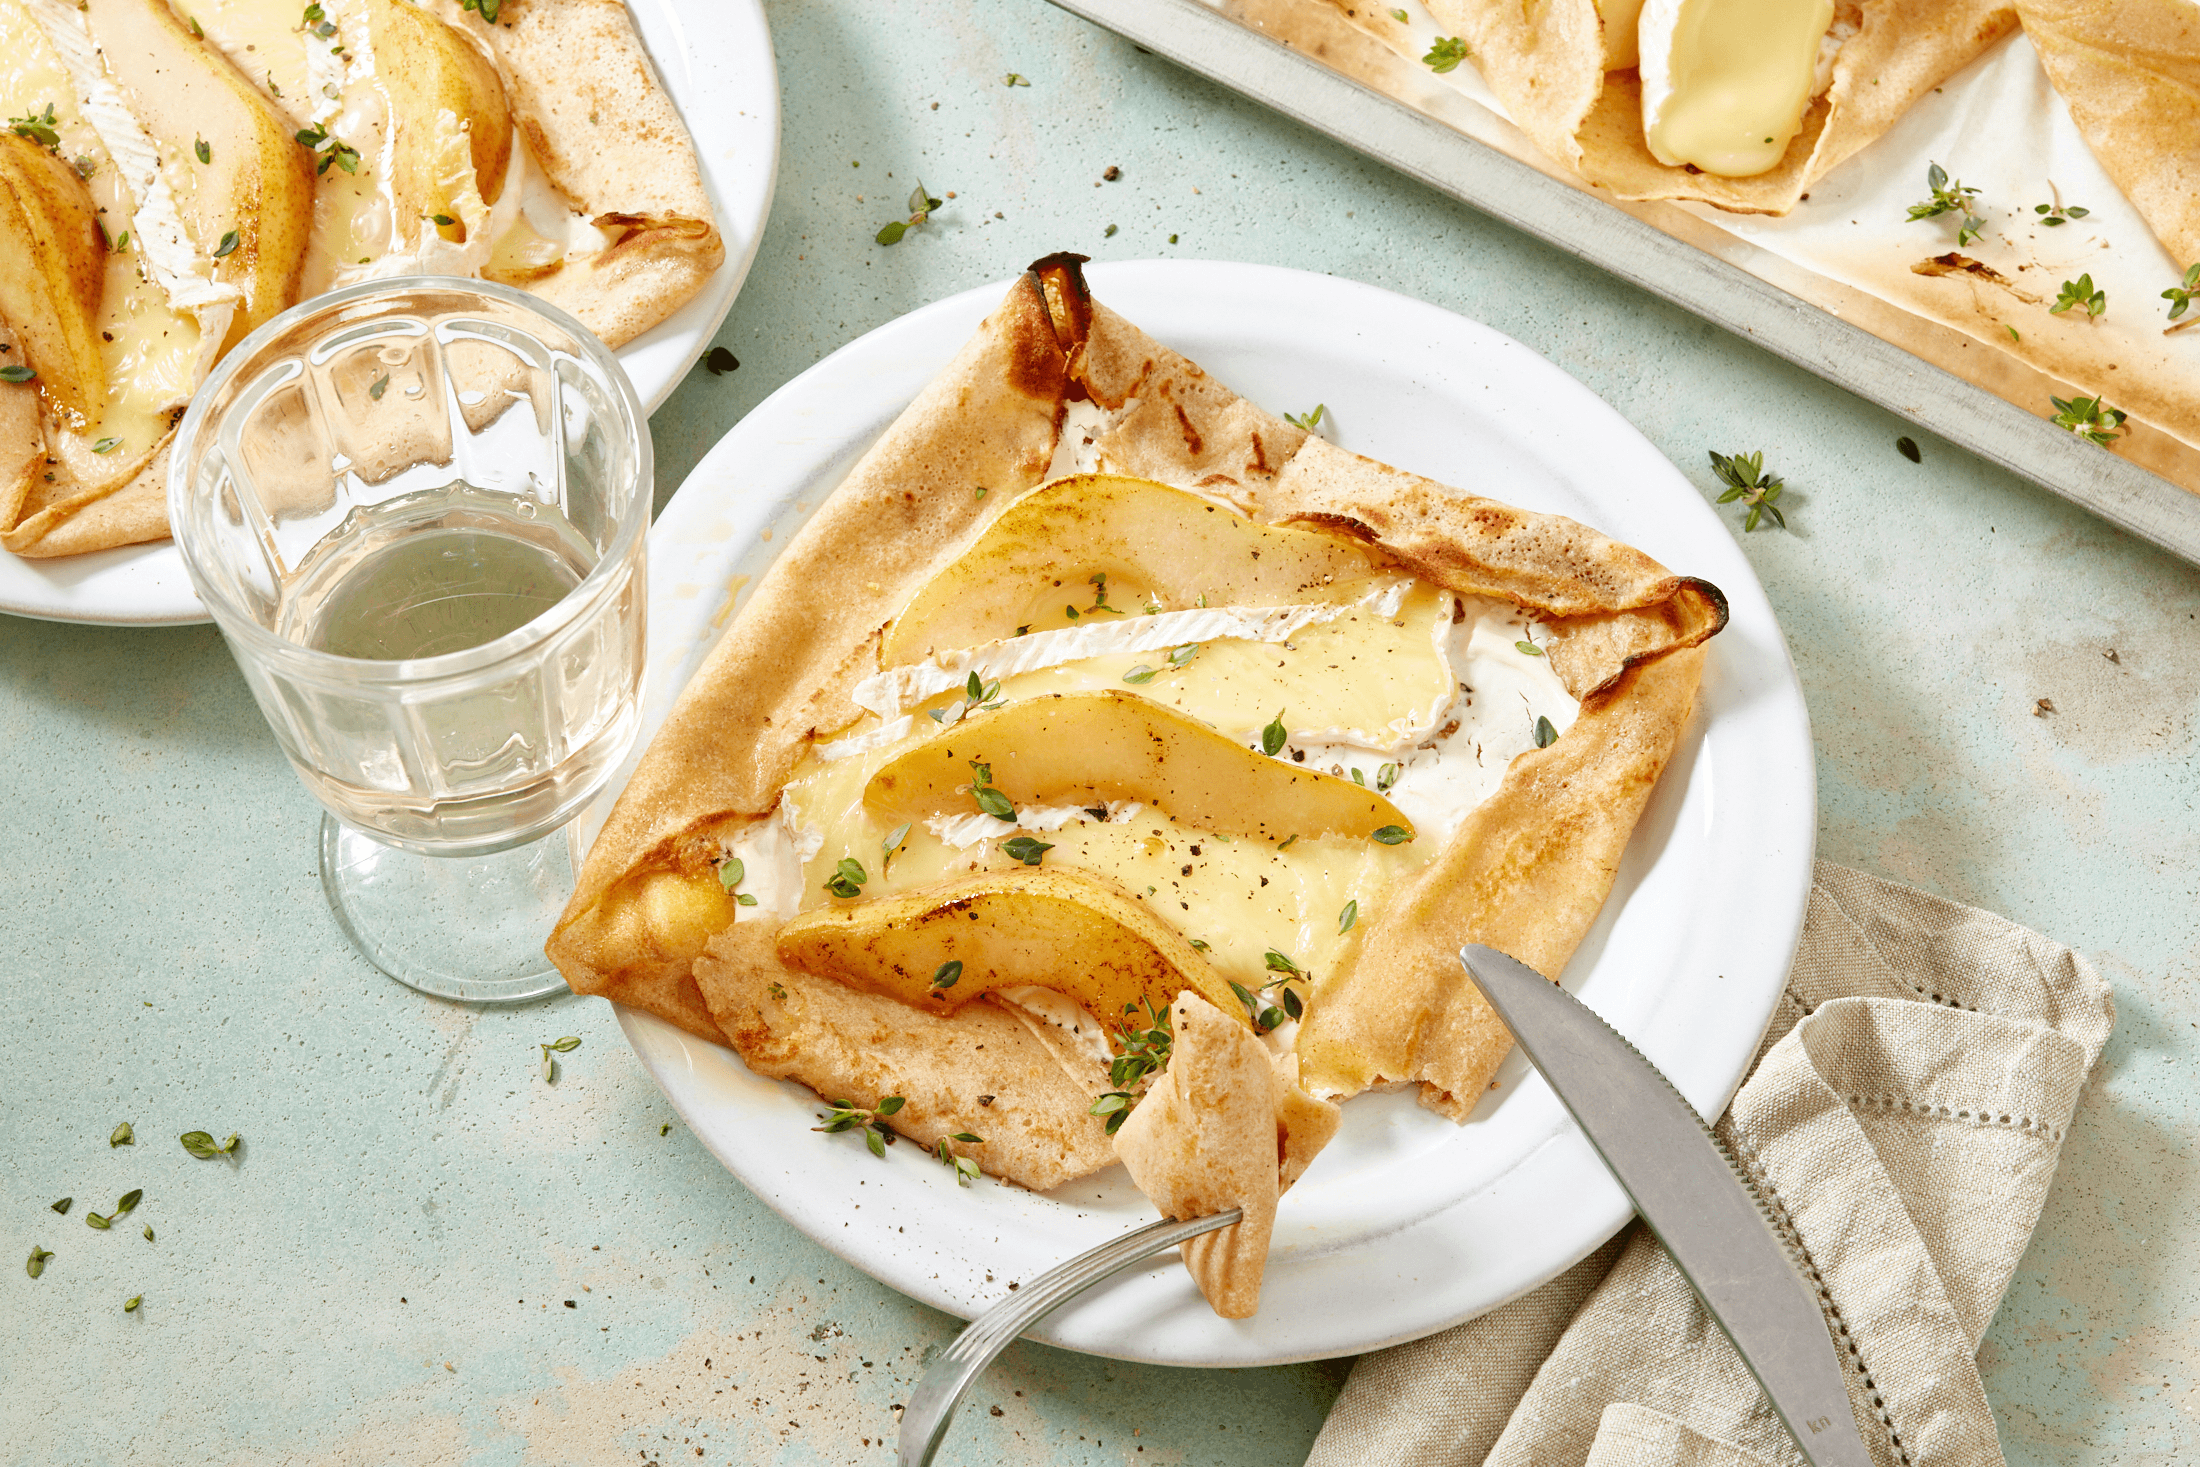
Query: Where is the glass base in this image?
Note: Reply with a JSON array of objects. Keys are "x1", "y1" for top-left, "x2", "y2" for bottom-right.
[{"x1": 319, "y1": 813, "x2": 575, "y2": 1003}]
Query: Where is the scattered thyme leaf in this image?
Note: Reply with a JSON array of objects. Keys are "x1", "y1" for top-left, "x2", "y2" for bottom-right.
[
  {"x1": 178, "y1": 1131, "x2": 226, "y2": 1159},
  {"x1": 705, "y1": 346, "x2": 739, "y2": 374},
  {"x1": 112, "y1": 1189, "x2": 143, "y2": 1219},
  {"x1": 931, "y1": 959, "x2": 963, "y2": 991},
  {"x1": 0, "y1": 365, "x2": 37, "y2": 384},
  {"x1": 1339, "y1": 899, "x2": 1358, "y2": 935},
  {"x1": 124, "y1": 1295, "x2": 141, "y2": 1312},
  {"x1": 1376, "y1": 762, "x2": 1399, "y2": 793},
  {"x1": 1905, "y1": 162, "x2": 1985, "y2": 246},
  {"x1": 1122, "y1": 663, "x2": 1158, "y2": 684},
  {"x1": 1264, "y1": 949, "x2": 1303, "y2": 977},
  {"x1": 882, "y1": 823, "x2": 911, "y2": 874},
  {"x1": 1897, "y1": 436, "x2": 1921, "y2": 463},
  {"x1": 27, "y1": 1246, "x2": 51, "y2": 1279},
  {"x1": 51, "y1": 1198, "x2": 70, "y2": 1214},
  {"x1": 368, "y1": 374, "x2": 389, "y2": 401},
  {"x1": 86, "y1": 1211, "x2": 111, "y2": 1230},
  {"x1": 2049, "y1": 273, "x2": 2106, "y2": 320},
  {"x1": 459, "y1": 0, "x2": 501, "y2": 22},
  {"x1": 110, "y1": 1122, "x2": 134, "y2": 1147},
  {"x1": 1390, "y1": 6, "x2": 1407, "y2": 17},
  {"x1": 1371, "y1": 825, "x2": 1411, "y2": 845},
  {"x1": 2048, "y1": 393, "x2": 2126, "y2": 447},
  {"x1": 1283, "y1": 403, "x2": 1326, "y2": 432},
  {"x1": 1261, "y1": 711, "x2": 1287, "y2": 757},
  {"x1": 1514, "y1": 638, "x2": 1541, "y2": 657},
  {"x1": 143, "y1": 1225, "x2": 155, "y2": 1241},
  {"x1": 1004, "y1": 72, "x2": 1029, "y2": 86},
  {"x1": 1534, "y1": 715, "x2": 1559, "y2": 749},
  {"x1": 194, "y1": 137, "x2": 211, "y2": 164},
  {"x1": 1001, "y1": 834, "x2": 1053, "y2": 867},
  {"x1": 1708, "y1": 449, "x2": 1788, "y2": 532},
  {"x1": 550, "y1": 1036, "x2": 581, "y2": 1053},
  {"x1": 213, "y1": 230, "x2": 239, "y2": 259},
  {"x1": 1423, "y1": 35, "x2": 1469, "y2": 72}
]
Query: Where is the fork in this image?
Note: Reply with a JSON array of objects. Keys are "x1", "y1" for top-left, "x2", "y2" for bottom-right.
[{"x1": 896, "y1": 1208, "x2": 1244, "y2": 1466}]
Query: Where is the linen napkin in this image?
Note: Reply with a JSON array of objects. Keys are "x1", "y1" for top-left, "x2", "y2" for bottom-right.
[{"x1": 1307, "y1": 861, "x2": 2115, "y2": 1467}]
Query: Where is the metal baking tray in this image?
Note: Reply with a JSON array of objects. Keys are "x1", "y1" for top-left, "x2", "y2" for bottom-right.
[{"x1": 1045, "y1": 0, "x2": 2200, "y2": 564}]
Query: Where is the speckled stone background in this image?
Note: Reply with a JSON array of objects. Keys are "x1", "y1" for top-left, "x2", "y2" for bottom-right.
[{"x1": 5, "y1": 1, "x2": 2197, "y2": 1463}]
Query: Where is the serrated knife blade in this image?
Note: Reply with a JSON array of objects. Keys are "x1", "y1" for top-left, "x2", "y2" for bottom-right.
[{"x1": 1460, "y1": 944, "x2": 1874, "y2": 1467}]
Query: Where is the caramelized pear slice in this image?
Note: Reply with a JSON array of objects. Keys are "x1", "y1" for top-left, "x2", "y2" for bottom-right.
[
  {"x1": 86, "y1": 0, "x2": 313, "y2": 351},
  {"x1": 368, "y1": 0, "x2": 514, "y2": 245},
  {"x1": 0, "y1": 133, "x2": 107, "y2": 429},
  {"x1": 882, "y1": 474, "x2": 1400, "y2": 660},
  {"x1": 864, "y1": 690, "x2": 1414, "y2": 845},
  {"x1": 776, "y1": 866, "x2": 1243, "y2": 1022}
]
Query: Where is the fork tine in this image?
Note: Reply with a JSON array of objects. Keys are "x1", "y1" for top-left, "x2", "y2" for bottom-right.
[{"x1": 896, "y1": 1208, "x2": 1242, "y2": 1467}]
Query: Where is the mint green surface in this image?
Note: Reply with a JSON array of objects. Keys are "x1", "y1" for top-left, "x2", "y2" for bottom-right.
[{"x1": 6, "y1": 1, "x2": 2197, "y2": 1462}]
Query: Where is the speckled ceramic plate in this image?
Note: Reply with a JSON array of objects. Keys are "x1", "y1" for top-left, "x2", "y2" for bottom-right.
[
  {"x1": 0, "y1": 0, "x2": 778, "y2": 628},
  {"x1": 616, "y1": 260, "x2": 1817, "y2": 1367}
]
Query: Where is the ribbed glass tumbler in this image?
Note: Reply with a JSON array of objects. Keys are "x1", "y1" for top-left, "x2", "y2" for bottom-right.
[{"x1": 169, "y1": 278, "x2": 649, "y2": 1002}]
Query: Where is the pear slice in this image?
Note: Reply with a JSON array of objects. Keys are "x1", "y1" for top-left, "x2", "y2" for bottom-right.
[
  {"x1": 0, "y1": 132, "x2": 107, "y2": 429},
  {"x1": 776, "y1": 866, "x2": 1243, "y2": 1023},
  {"x1": 368, "y1": 0, "x2": 513, "y2": 250},
  {"x1": 864, "y1": 689, "x2": 1415, "y2": 845},
  {"x1": 85, "y1": 0, "x2": 314, "y2": 352},
  {"x1": 882, "y1": 474, "x2": 1403, "y2": 660}
]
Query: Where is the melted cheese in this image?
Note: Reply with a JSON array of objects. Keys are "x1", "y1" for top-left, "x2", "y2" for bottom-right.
[
  {"x1": 740, "y1": 588, "x2": 1579, "y2": 1032},
  {"x1": 1638, "y1": 0, "x2": 1835, "y2": 176},
  {"x1": 3, "y1": 0, "x2": 209, "y2": 461}
]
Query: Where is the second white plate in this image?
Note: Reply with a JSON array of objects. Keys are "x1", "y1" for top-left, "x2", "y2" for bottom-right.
[
  {"x1": 619, "y1": 260, "x2": 1817, "y2": 1367},
  {"x1": 0, "y1": 0, "x2": 778, "y2": 629}
]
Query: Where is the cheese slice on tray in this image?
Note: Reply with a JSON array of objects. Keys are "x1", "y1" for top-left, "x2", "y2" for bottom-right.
[
  {"x1": 0, "y1": 0, "x2": 721, "y2": 559},
  {"x1": 552, "y1": 254, "x2": 1726, "y2": 1316}
]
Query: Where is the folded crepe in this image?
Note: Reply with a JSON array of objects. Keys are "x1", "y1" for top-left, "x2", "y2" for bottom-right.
[
  {"x1": 549, "y1": 254, "x2": 1727, "y2": 1198},
  {"x1": 0, "y1": 0, "x2": 720, "y2": 560},
  {"x1": 1421, "y1": 0, "x2": 2018, "y2": 213},
  {"x1": 1112, "y1": 993, "x2": 1342, "y2": 1319},
  {"x1": 2017, "y1": 0, "x2": 2200, "y2": 266}
]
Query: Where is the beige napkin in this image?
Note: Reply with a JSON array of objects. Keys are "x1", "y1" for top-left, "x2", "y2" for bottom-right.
[{"x1": 1308, "y1": 862, "x2": 2114, "y2": 1467}]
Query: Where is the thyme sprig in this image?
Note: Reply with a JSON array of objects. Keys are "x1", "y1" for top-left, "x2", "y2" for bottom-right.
[
  {"x1": 1709, "y1": 449, "x2": 1787, "y2": 532},
  {"x1": 1284, "y1": 404, "x2": 1326, "y2": 432},
  {"x1": 933, "y1": 1133, "x2": 984, "y2": 1185},
  {"x1": 815, "y1": 1095, "x2": 904, "y2": 1157},
  {"x1": 1000, "y1": 834, "x2": 1053, "y2": 866},
  {"x1": 2163, "y1": 263, "x2": 2200, "y2": 330},
  {"x1": 1090, "y1": 998, "x2": 1173, "y2": 1134},
  {"x1": 1906, "y1": 162, "x2": 1985, "y2": 247},
  {"x1": 930, "y1": 670, "x2": 1004, "y2": 725},
  {"x1": 2048, "y1": 394, "x2": 2126, "y2": 447},
  {"x1": 2049, "y1": 273, "x2": 2106, "y2": 320},
  {"x1": 8, "y1": 103, "x2": 60, "y2": 152},
  {"x1": 1424, "y1": 36, "x2": 1469, "y2": 72},
  {"x1": 540, "y1": 1035, "x2": 580, "y2": 1082},
  {"x1": 716, "y1": 855, "x2": 759, "y2": 907},
  {"x1": 968, "y1": 761, "x2": 1015, "y2": 821},
  {"x1": 1124, "y1": 642, "x2": 1199, "y2": 684},
  {"x1": 459, "y1": 0, "x2": 501, "y2": 24},
  {"x1": 824, "y1": 857, "x2": 868, "y2": 899},
  {"x1": 876, "y1": 182, "x2": 943, "y2": 246},
  {"x1": 2032, "y1": 200, "x2": 2088, "y2": 228},
  {"x1": 294, "y1": 121, "x2": 360, "y2": 176}
]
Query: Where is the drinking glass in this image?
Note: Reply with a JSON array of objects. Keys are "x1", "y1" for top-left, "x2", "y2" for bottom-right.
[{"x1": 169, "y1": 278, "x2": 649, "y2": 1002}]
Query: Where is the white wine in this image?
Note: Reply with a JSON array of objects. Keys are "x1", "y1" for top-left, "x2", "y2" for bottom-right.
[
  {"x1": 281, "y1": 483, "x2": 589, "y2": 659},
  {"x1": 270, "y1": 480, "x2": 642, "y2": 852}
]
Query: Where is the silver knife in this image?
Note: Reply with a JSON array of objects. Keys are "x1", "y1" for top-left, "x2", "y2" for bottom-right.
[{"x1": 1460, "y1": 944, "x2": 1875, "y2": 1467}]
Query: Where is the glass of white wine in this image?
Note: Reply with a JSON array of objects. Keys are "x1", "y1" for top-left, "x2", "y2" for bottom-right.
[{"x1": 169, "y1": 278, "x2": 649, "y2": 1003}]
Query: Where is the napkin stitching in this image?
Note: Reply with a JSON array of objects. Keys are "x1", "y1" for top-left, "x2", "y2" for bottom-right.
[
  {"x1": 1843, "y1": 1093, "x2": 2066, "y2": 1143},
  {"x1": 1726, "y1": 1132, "x2": 1914, "y2": 1467}
]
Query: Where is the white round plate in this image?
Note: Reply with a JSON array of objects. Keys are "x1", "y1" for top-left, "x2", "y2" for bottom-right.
[
  {"x1": 619, "y1": 261, "x2": 1817, "y2": 1367},
  {"x1": 0, "y1": 0, "x2": 777, "y2": 629}
]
